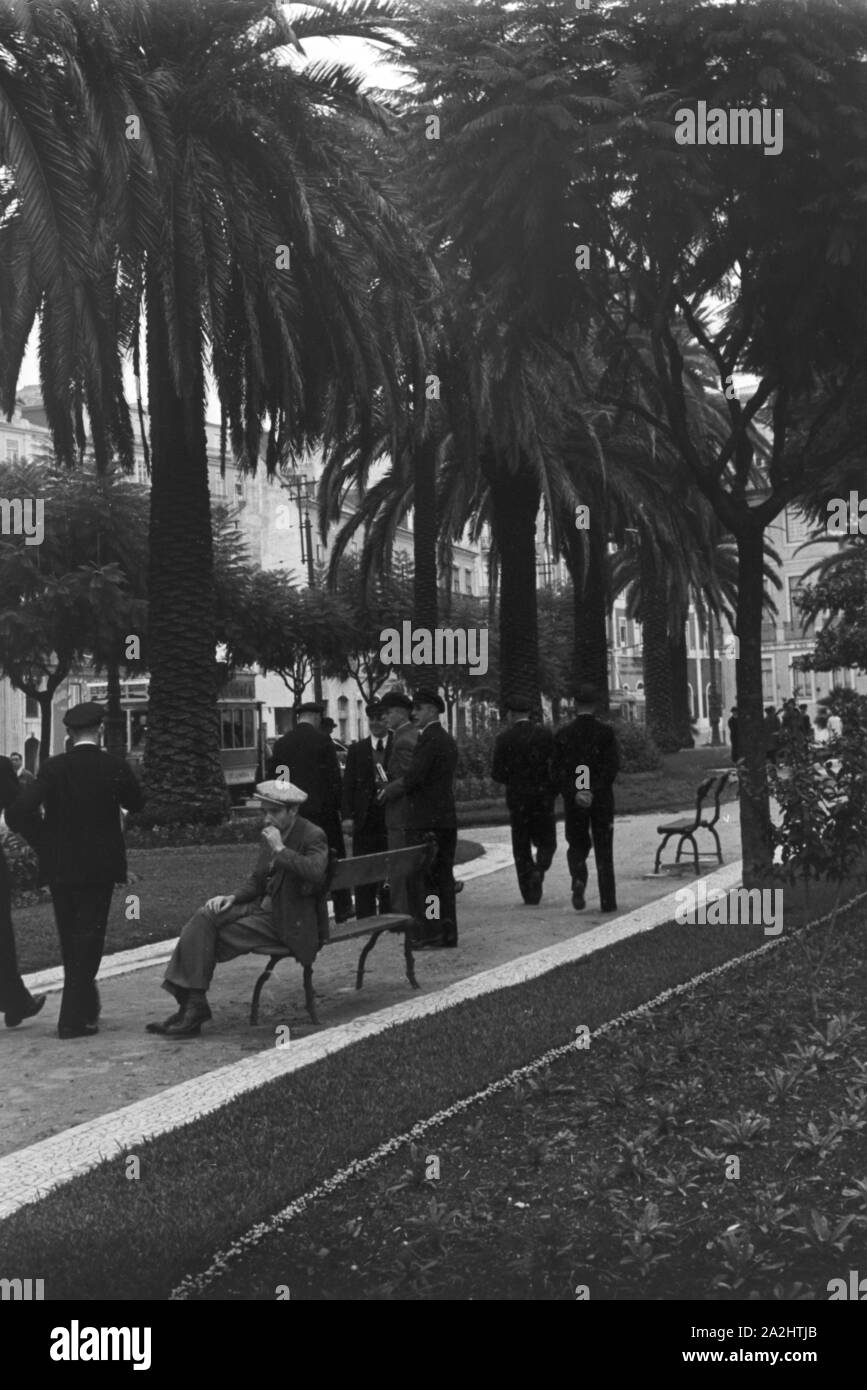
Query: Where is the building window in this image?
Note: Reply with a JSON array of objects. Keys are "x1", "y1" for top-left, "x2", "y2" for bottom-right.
[
  {"x1": 790, "y1": 660, "x2": 814, "y2": 702},
  {"x1": 762, "y1": 658, "x2": 775, "y2": 704},
  {"x1": 5, "y1": 439, "x2": 19, "y2": 463},
  {"x1": 785, "y1": 505, "x2": 812, "y2": 545},
  {"x1": 337, "y1": 695, "x2": 349, "y2": 744},
  {"x1": 464, "y1": 569, "x2": 472, "y2": 594},
  {"x1": 618, "y1": 617, "x2": 627, "y2": 648},
  {"x1": 25, "y1": 694, "x2": 39, "y2": 719},
  {"x1": 452, "y1": 566, "x2": 460, "y2": 593}
]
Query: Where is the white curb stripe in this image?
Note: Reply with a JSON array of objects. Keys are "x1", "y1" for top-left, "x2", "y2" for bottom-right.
[
  {"x1": 22, "y1": 844, "x2": 516, "y2": 994},
  {"x1": 171, "y1": 883, "x2": 867, "y2": 1300},
  {"x1": 1, "y1": 859, "x2": 740, "y2": 1220}
]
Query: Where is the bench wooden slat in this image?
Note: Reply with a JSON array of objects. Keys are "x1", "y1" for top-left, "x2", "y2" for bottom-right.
[{"x1": 327, "y1": 842, "x2": 435, "y2": 892}]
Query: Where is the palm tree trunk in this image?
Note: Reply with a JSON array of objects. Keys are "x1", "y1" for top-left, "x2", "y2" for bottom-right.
[
  {"x1": 142, "y1": 271, "x2": 229, "y2": 825},
  {"x1": 669, "y1": 620, "x2": 694, "y2": 747},
  {"x1": 736, "y1": 526, "x2": 773, "y2": 884},
  {"x1": 707, "y1": 615, "x2": 721, "y2": 746},
  {"x1": 639, "y1": 551, "x2": 679, "y2": 752},
  {"x1": 483, "y1": 449, "x2": 540, "y2": 712},
  {"x1": 566, "y1": 516, "x2": 610, "y2": 709},
  {"x1": 413, "y1": 436, "x2": 439, "y2": 633}
]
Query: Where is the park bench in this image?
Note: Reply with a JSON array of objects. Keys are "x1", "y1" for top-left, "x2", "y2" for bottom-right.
[
  {"x1": 653, "y1": 771, "x2": 731, "y2": 875},
  {"x1": 249, "y1": 838, "x2": 437, "y2": 1026}
]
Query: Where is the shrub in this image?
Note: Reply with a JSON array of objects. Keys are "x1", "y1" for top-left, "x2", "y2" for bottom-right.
[
  {"x1": 614, "y1": 721, "x2": 662, "y2": 773},
  {"x1": 455, "y1": 727, "x2": 499, "y2": 778}
]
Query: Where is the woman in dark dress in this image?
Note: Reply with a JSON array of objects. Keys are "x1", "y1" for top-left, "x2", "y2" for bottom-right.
[{"x1": 0, "y1": 755, "x2": 45, "y2": 1027}]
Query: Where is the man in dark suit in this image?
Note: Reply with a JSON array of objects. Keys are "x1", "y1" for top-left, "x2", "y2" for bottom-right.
[
  {"x1": 267, "y1": 700, "x2": 352, "y2": 921},
  {"x1": 551, "y1": 684, "x2": 619, "y2": 913},
  {"x1": 341, "y1": 702, "x2": 391, "y2": 918},
  {"x1": 382, "y1": 687, "x2": 459, "y2": 948},
  {"x1": 491, "y1": 696, "x2": 556, "y2": 904},
  {"x1": 6, "y1": 701, "x2": 144, "y2": 1038},
  {"x1": 147, "y1": 779, "x2": 329, "y2": 1037}
]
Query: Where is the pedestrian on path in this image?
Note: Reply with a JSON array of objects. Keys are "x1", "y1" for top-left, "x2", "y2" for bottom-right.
[
  {"x1": 0, "y1": 756, "x2": 45, "y2": 1029},
  {"x1": 342, "y1": 702, "x2": 391, "y2": 917},
  {"x1": 6, "y1": 702, "x2": 143, "y2": 1039},
  {"x1": 378, "y1": 690, "x2": 418, "y2": 851},
  {"x1": 551, "y1": 684, "x2": 619, "y2": 913},
  {"x1": 147, "y1": 780, "x2": 329, "y2": 1038},
  {"x1": 728, "y1": 707, "x2": 739, "y2": 764},
  {"x1": 491, "y1": 696, "x2": 556, "y2": 904},
  {"x1": 382, "y1": 688, "x2": 458, "y2": 948}
]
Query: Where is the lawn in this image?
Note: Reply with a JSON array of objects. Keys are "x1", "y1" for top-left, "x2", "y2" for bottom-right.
[
  {"x1": 1, "y1": 871, "x2": 860, "y2": 1302},
  {"x1": 14, "y1": 837, "x2": 485, "y2": 974}
]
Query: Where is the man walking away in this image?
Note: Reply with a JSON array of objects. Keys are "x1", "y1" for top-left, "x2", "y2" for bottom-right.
[
  {"x1": 268, "y1": 701, "x2": 352, "y2": 922},
  {"x1": 763, "y1": 705, "x2": 781, "y2": 764},
  {"x1": 799, "y1": 704, "x2": 813, "y2": 743},
  {"x1": 383, "y1": 688, "x2": 458, "y2": 948},
  {"x1": 491, "y1": 696, "x2": 556, "y2": 904},
  {"x1": 0, "y1": 756, "x2": 45, "y2": 1028},
  {"x1": 342, "y1": 702, "x2": 391, "y2": 917},
  {"x1": 7, "y1": 702, "x2": 143, "y2": 1039},
  {"x1": 551, "y1": 684, "x2": 619, "y2": 913}
]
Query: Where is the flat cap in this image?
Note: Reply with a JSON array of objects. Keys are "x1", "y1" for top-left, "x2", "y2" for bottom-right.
[
  {"x1": 365, "y1": 701, "x2": 384, "y2": 717},
  {"x1": 380, "y1": 690, "x2": 413, "y2": 711},
  {"x1": 413, "y1": 687, "x2": 445, "y2": 714},
  {"x1": 504, "y1": 696, "x2": 532, "y2": 713},
  {"x1": 296, "y1": 701, "x2": 324, "y2": 715},
  {"x1": 253, "y1": 779, "x2": 308, "y2": 807},
  {"x1": 63, "y1": 701, "x2": 105, "y2": 729}
]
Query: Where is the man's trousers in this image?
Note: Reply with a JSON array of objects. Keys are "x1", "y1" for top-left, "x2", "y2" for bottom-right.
[
  {"x1": 163, "y1": 900, "x2": 284, "y2": 998},
  {"x1": 507, "y1": 796, "x2": 557, "y2": 901},
  {"x1": 563, "y1": 796, "x2": 616, "y2": 909},
  {"x1": 49, "y1": 882, "x2": 115, "y2": 1031},
  {"x1": 0, "y1": 854, "x2": 29, "y2": 1014},
  {"x1": 307, "y1": 808, "x2": 353, "y2": 919},
  {"x1": 407, "y1": 827, "x2": 458, "y2": 944}
]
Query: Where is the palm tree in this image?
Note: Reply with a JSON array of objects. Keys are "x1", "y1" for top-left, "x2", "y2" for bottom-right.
[{"x1": 2, "y1": 0, "x2": 428, "y2": 822}]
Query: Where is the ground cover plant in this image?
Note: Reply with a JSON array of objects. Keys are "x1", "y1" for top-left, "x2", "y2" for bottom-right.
[
  {"x1": 185, "y1": 901, "x2": 867, "y2": 1302},
  {"x1": 0, "y1": 873, "x2": 860, "y2": 1301}
]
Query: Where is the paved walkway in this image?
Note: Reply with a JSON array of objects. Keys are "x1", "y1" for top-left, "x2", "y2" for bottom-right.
[{"x1": 1, "y1": 802, "x2": 741, "y2": 1163}]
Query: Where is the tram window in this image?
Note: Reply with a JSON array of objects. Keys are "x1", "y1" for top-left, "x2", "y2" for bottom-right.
[
  {"x1": 232, "y1": 708, "x2": 243, "y2": 748},
  {"x1": 243, "y1": 709, "x2": 255, "y2": 747},
  {"x1": 221, "y1": 709, "x2": 234, "y2": 749}
]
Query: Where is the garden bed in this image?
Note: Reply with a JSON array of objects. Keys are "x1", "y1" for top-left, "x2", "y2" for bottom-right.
[{"x1": 189, "y1": 893, "x2": 867, "y2": 1300}]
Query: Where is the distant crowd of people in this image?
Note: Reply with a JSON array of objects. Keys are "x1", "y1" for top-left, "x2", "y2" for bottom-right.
[{"x1": 728, "y1": 699, "x2": 843, "y2": 765}]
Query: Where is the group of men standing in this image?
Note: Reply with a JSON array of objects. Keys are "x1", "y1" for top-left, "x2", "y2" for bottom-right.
[
  {"x1": 491, "y1": 683, "x2": 619, "y2": 914},
  {"x1": 268, "y1": 689, "x2": 460, "y2": 949}
]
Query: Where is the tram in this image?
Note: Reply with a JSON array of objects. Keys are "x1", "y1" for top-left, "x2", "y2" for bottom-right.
[{"x1": 86, "y1": 672, "x2": 266, "y2": 801}]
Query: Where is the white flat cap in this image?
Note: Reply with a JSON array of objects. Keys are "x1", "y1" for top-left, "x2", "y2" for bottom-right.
[{"x1": 253, "y1": 779, "x2": 308, "y2": 807}]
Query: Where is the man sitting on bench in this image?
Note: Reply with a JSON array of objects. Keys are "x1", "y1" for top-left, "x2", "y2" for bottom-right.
[{"x1": 146, "y1": 779, "x2": 329, "y2": 1038}]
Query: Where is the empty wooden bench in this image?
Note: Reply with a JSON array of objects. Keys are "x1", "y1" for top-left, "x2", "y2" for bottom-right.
[
  {"x1": 653, "y1": 771, "x2": 731, "y2": 875},
  {"x1": 249, "y1": 838, "x2": 437, "y2": 1026}
]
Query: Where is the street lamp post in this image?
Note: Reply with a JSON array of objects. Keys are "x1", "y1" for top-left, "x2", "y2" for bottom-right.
[{"x1": 281, "y1": 469, "x2": 323, "y2": 705}]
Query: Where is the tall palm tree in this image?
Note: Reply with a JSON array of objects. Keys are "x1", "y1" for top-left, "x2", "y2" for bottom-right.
[{"x1": 2, "y1": 0, "x2": 428, "y2": 822}]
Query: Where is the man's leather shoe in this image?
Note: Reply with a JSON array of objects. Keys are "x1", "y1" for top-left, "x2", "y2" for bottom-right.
[
  {"x1": 454, "y1": 880, "x2": 464, "y2": 894},
  {"x1": 146, "y1": 1010, "x2": 184, "y2": 1035},
  {"x1": 161, "y1": 998, "x2": 212, "y2": 1037},
  {"x1": 5, "y1": 993, "x2": 46, "y2": 1028},
  {"x1": 58, "y1": 1023, "x2": 99, "y2": 1039},
  {"x1": 571, "y1": 884, "x2": 586, "y2": 910},
  {"x1": 411, "y1": 934, "x2": 445, "y2": 950},
  {"x1": 600, "y1": 902, "x2": 618, "y2": 913}
]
